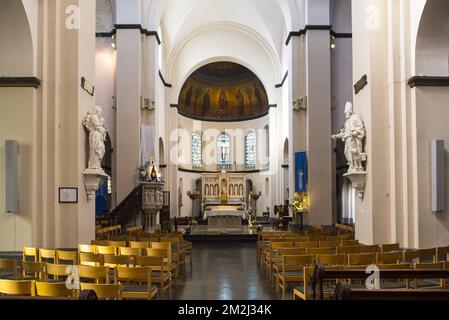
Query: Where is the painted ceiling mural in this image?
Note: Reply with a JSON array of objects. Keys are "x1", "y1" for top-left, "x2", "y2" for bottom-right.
[{"x1": 178, "y1": 62, "x2": 269, "y2": 122}]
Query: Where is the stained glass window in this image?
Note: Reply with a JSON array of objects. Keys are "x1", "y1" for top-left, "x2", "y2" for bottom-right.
[
  {"x1": 217, "y1": 133, "x2": 231, "y2": 167},
  {"x1": 192, "y1": 131, "x2": 202, "y2": 168},
  {"x1": 245, "y1": 130, "x2": 256, "y2": 168}
]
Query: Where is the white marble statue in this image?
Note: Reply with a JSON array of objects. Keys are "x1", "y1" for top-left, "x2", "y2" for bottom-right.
[
  {"x1": 332, "y1": 102, "x2": 367, "y2": 173},
  {"x1": 83, "y1": 106, "x2": 107, "y2": 171}
]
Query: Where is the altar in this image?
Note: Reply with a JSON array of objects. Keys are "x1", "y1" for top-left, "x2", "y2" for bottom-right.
[
  {"x1": 204, "y1": 205, "x2": 243, "y2": 228},
  {"x1": 202, "y1": 171, "x2": 246, "y2": 229}
]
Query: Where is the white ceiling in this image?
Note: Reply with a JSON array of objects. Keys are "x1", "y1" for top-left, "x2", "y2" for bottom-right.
[{"x1": 144, "y1": 0, "x2": 304, "y2": 101}]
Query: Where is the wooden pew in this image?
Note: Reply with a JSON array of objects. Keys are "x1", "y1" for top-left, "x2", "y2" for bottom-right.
[{"x1": 311, "y1": 264, "x2": 449, "y2": 300}]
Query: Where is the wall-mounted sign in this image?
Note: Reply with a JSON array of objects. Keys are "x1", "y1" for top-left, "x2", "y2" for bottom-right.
[
  {"x1": 81, "y1": 77, "x2": 95, "y2": 96},
  {"x1": 59, "y1": 188, "x2": 78, "y2": 204},
  {"x1": 354, "y1": 75, "x2": 368, "y2": 95}
]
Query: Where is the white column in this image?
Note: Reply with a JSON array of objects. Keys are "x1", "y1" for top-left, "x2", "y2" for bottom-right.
[
  {"x1": 304, "y1": 0, "x2": 333, "y2": 226},
  {"x1": 115, "y1": 0, "x2": 142, "y2": 203}
]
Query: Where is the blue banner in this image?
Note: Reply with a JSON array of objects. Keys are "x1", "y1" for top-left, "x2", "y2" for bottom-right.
[{"x1": 295, "y1": 152, "x2": 308, "y2": 193}]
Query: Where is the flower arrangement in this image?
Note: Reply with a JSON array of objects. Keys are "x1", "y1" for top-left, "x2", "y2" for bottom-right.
[{"x1": 290, "y1": 192, "x2": 308, "y2": 214}]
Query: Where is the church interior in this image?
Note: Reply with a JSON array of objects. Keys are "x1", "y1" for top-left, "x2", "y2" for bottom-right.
[{"x1": 1, "y1": 0, "x2": 449, "y2": 302}]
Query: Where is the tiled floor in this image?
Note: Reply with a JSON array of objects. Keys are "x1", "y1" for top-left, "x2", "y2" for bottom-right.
[{"x1": 171, "y1": 241, "x2": 275, "y2": 300}]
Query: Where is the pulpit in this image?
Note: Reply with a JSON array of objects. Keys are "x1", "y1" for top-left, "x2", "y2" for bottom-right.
[{"x1": 141, "y1": 181, "x2": 164, "y2": 231}]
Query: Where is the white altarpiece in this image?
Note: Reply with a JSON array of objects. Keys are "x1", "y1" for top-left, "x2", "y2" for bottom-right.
[{"x1": 202, "y1": 171, "x2": 246, "y2": 228}]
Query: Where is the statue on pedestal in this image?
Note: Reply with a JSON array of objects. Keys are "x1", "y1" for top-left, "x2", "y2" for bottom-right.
[
  {"x1": 83, "y1": 106, "x2": 107, "y2": 172},
  {"x1": 82, "y1": 106, "x2": 109, "y2": 200},
  {"x1": 332, "y1": 101, "x2": 368, "y2": 199},
  {"x1": 332, "y1": 102, "x2": 367, "y2": 173}
]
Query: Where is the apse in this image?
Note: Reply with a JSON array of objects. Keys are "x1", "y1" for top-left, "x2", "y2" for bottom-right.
[{"x1": 177, "y1": 62, "x2": 269, "y2": 122}]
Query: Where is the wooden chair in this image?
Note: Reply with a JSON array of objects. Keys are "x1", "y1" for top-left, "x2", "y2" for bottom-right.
[
  {"x1": 134, "y1": 256, "x2": 171, "y2": 298},
  {"x1": 140, "y1": 237, "x2": 160, "y2": 243},
  {"x1": 377, "y1": 264, "x2": 411, "y2": 289},
  {"x1": 108, "y1": 241, "x2": 127, "y2": 248},
  {"x1": 151, "y1": 242, "x2": 178, "y2": 278},
  {"x1": 78, "y1": 244, "x2": 96, "y2": 254},
  {"x1": 39, "y1": 249, "x2": 57, "y2": 263},
  {"x1": 162, "y1": 237, "x2": 186, "y2": 273},
  {"x1": 146, "y1": 248, "x2": 176, "y2": 282},
  {"x1": 56, "y1": 251, "x2": 78, "y2": 265},
  {"x1": 377, "y1": 252, "x2": 402, "y2": 264},
  {"x1": 79, "y1": 283, "x2": 122, "y2": 300},
  {"x1": 316, "y1": 254, "x2": 347, "y2": 266},
  {"x1": 44, "y1": 263, "x2": 70, "y2": 281},
  {"x1": 294, "y1": 265, "x2": 341, "y2": 300},
  {"x1": 325, "y1": 236, "x2": 343, "y2": 241},
  {"x1": 340, "y1": 240, "x2": 359, "y2": 247},
  {"x1": 22, "y1": 261, "x2": 44, "y2": 280},
  {"x1": 277, "y1": 255, "x2": 314, "y2": 300},
  {"x1": 79, "y1": 252, "x2": 103, "y2": 267},
  {"x1": 382, "y1": 243, "x2": 400, "y2": 253},
  {"x1": 0, "y1": 279, "x2": 35, "y2": 296},
  {"x1": 418, "y1": 248, "x2": 437, "y2": 263},
  {"x1": 319, "y1": 240, "x2": 339, "y2": 248},
  {"x1": 78, "y1": 265, "x2": 110, "y2": 284},
  {"x1": 91, "y1": 240, "x2": 109, "y2": 246},
  {"x1": 118, "y1": 247, "x2": 141, "y2": 257},
  {"x1": 22, "y1": 247, "x2": 39, "y2": 262},
  {"x1": 348, "y1": 253, "x2": 377, "y2": 266},
  {"x1": 414, "y1": 261, "x2": 446, "y2": 288},
  {"x1": 96, "y1": 246, "x2": 117, "y2": 256},
  {"x1": 34, "y1": 281, "x2": 75, "y2": 298},
  {"x1": 306, "y1": 247, "x2": 334, "y2": 256},
  {"x1": 0, "y1": 259, "x2": 18, "y2": 279},
  {"x1": 114, "y1": 266, "x2": 158, "y2": 300},
  {"x1": 295, "y1": 241, "x2": 319, "y2": 249},
  {"x1": 403, "y1": 250, "x2": 421, "y2": 264},
  {"x1": 436, "y1": 245, "x2": 449, "y2": 262},
  {"x1": 129, "y1": 241, "x2": 150, "y2": 256},
  {"x1": 336, "y1": 246, "x2": 360, "y2": 255},
  {"x1": 358, "y1": 245, "x2": 380, "y2": 254},
  {"x1": 265, "y1": 242, "x2": 294, "y2": 277},
  {"x1": 270, "y1": 248, "x2": 306, "y2": 284},
  {"x1": 103, "y1": 255, "x2": 132, "y2": 268}
]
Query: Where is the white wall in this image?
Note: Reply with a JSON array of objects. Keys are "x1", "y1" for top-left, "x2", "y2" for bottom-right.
[{"x1": 0, "y1": 88, "x2": 34, "y2": 251}]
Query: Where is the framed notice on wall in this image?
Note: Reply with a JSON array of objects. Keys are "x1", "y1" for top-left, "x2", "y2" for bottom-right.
[{"x1": 59, "y1": 188, "x2": 78, "y2": 204}]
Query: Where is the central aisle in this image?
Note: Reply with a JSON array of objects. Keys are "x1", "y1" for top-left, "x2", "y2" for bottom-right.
[{"x1": 172, "y1": 242, "x2": 274, "y2": 300}]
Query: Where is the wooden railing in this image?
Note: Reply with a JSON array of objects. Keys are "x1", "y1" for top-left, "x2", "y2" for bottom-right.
[{"x1": 108, "y1": 186, "x2": 142, "y2": 228}]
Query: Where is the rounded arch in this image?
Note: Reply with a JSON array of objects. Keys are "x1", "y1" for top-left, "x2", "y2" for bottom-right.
[
  {"x1": 265, "y1": 178, "x2": 270, "y2": 196},
  {"x1": 158, "y1": 137, "x2": 165, "y2": 165},
  {"x1": 416, "y1": 0, "x2": 449, "y2": 75},
  {"x1": 245, "y1": 129, "x2": 257, "y2": 169},
  {"x1": 166, "y1": 21, "x2": 282, "y2": 104},
  {"x1": 0, "y1": 0, "x2": 33, "y2": 76},
  {"x1": 191, "y1": 131, "x2": 202, "y2": 168},
  {"x1": 178, "y1": 177, "x2": 184, "y2": 217}
]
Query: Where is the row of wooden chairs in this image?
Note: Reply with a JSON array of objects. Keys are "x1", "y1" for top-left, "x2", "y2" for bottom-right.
[
  {"x1": 257, "y1": 234, "x2": 355, "y2": 263},
  {"x1": 2, "y1": 258, "x2": 169, "y2": 299},
  {"x1": 0, "y1": 264, "x2": 161, "y2": 300},
  {"x1": 96, "y1": 225, "x2": 122, "y2": 240}
]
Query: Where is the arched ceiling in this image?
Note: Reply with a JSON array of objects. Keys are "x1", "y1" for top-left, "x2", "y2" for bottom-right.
[
  {"x1": 152, "y1": 0, "x2": 292, "y2": 60},
  {"x1": 416, "y1": 0, "x2": 449, "y2": 75},
  {"x1": 144, "y1": 0, "x2": 305, "y2": 105}
]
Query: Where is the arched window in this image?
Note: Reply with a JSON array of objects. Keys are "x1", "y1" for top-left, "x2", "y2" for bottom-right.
[
  {"x1": 217, "y1": 133, "x2": 231, "y2": 168},
  {"x1": 192, "y1": 131, "x2": 202, "y2": 168},
  {"x1": 264, "y1": 125, "x2": 270, "y2": 158},
  {"x1": 245, "y1": 130, "x2": 256, "y2": 168}
]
